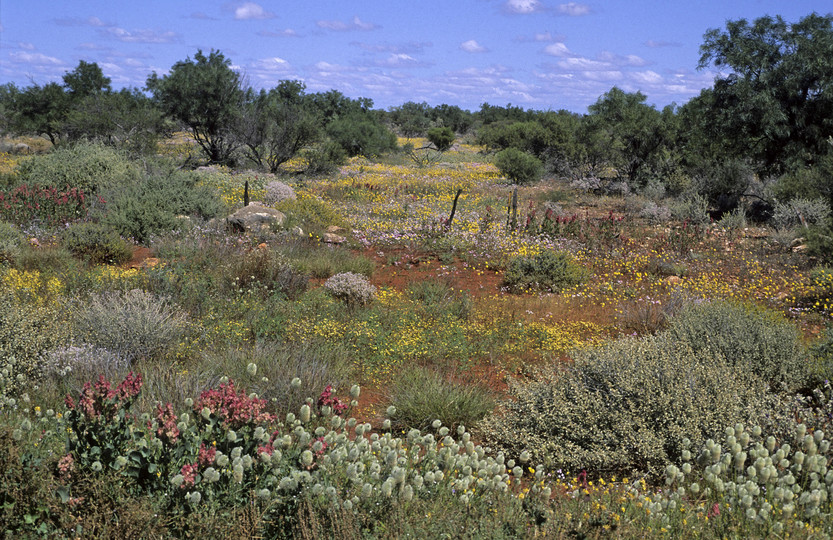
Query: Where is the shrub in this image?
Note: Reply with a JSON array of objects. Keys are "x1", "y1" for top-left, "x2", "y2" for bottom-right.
[
  {"x1": 426, "y1": 126, "x2": 455, "y2": 152},
  {"x1": 669, "y1": 193, "x2": 710, "y2": 225},
  {"x1": 73, "y1": 289, "x2": 189, "y2": 363},
  {"x1": 42, "y1": 343, "x2": 129, "y2": 382},
  {"x1": 771, "y1": 197, "x2": 831, "y2": 230},
  {"x1": 59, "y1": 221, "x2": 133, "y2": 264},
  {"x1": 666, "y1": 300, "x2": 810, "y2": 393},
  {"x1": 98, "y1": 169, "x2": 223, "y2": 244},
  {"x1": 14, "y1": 142, "x2": 139, "y2": 193},
  {"x1": 503, "y1": 250, "x2": 586, "y2": 293},
  {"x1": 278, "y1": 241, "x2": 374, "y2": 280},
  {"x1": 0, "y1": 184, "x2": 93, "y2": 227},
  {"x1": 717, "y1": 206, "x2": 748, "y2": 229},
  {"x1": 221, "y1": 247, "x2": 308, "y2": 299},
  {"x1": 302, "y1": 140, "x2": 347, "y2": 176},
  {"x1": 387, "y1": 365, "x2": 496, "y2": 433},
  {"x1": 480, "y1": 334, "x2": 769, "y2": 479},
  {"x1": 0, "y1": 290, "x2": 68, "y2": 397},
  {"x1": 323, "y1": 272, "x2": 376, "y2": 307},
  {"x1": 326, "y1": 116, "x2": 398, "y2": 158},
  {"x1": 638, "y1": 201, "x2": 671, "y2": 224},
  {"x1": 494, "y1": 148, "x2": 542, "y2": 185},
  {"x1": 275, "y1": 192, "x2": 347, "y2": 234},
  {"x1": 406, "y1": 278, "x2": 472, "y2": 321},
  {"x1": 262, "y1": 180, "x2": 296, "y2": 205},
  {"x1": 0, "y1": 220, "x2": 24, "y2": 264}
]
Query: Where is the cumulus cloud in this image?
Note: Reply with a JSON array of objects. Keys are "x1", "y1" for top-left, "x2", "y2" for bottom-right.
[
  {"x1": 251, "y1": 57, "x2": 291, "y2": 70},
  {"x1": 351, "y1": 41, "x2": 430, "y2": 54},
  {"x1": 18, "y1": 42, "x2": 35, "y2": 51},
  {"x1": 543, "y1": 42, "x2": 572, "y2": 57},
  {"x1": 258, "y1": 29, "x2": 300, "y2": 38},
  {"x1": 54, "y1": 16, "x2": 112, "y2": 27},
  {"x1": 630, "y1": 70, "x2": 663, "y2": 85},
  {"x1": 9, "y1": 51, "x2": 64, "y2": 66},
  {"x1": 234, "y1": 2, "x2": 275, "y2": 20},
  {"x1": 317, "y1": 16, "x2": 379, "y2": 32},
  {"x1": 101, "y1": 27, "x2": 180, "y2": 44},
  {"x1": 503, "y1": 0, "x2": 544, "y2": 14},
  {"x1": 556, "y1": 3, "x2": 591, "y2": 16},
  {"x1": 598, "y1": 51, "x2": 650, "y2": 67},
  {"x1": 460, "y1": 40, "x2": 488, "y2": 53}
]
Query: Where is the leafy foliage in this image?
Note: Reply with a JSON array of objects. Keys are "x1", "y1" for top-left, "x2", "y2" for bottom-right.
[
  {"x1": 494, "y1": 147, "x2": 542, "y2": 185},
  {"x1": 503, "y1": 250, "x2": 586, "y2": 293},
  {"x1": 60, "y1": 221, "x2": 133, "y2": 264}
]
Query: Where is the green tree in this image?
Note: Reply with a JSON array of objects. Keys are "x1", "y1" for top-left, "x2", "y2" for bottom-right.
[
  {"x1": 236, "y1": 81, "x2": 319, "y2": 173},
  {"x1": 389, "y1": 101, "x2": 431, "y2": 138},
  {"x1": 62, "y1": 60, "x2": 111, "y2": 99},
  {"x1": 426, "y1": 126, "x2": 455, "y2": 152},
  {"x1": 11, "y1": 82, "x2": 68, "y2": 144},
  {"x1": 146, "y1": 49, "x2": 244, "y2": 165},
  {"x1": 585, "y1": 87, "x2": 671, "y2": 187},
  {"x1": 697, "y1": 13, "x2": 833, "y2": 174},
  {"x1": 494, "y1": 148, "x2": 543, "y2": 185}
]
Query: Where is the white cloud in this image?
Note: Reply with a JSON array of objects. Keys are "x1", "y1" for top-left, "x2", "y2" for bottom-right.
[
  {"x1": 460, "y1": 40, "x2": 488, "y2": 53},
  {"x1": 557, "y1": 57, "x2": 612, "y2": 70},
  {"x1": 543, "y1": 43, "x2": 572, "y2": 57},
  {"x1": 630, "y1": 70, "x2": 663, "y2": 85},
  {"x1": 102, "y1": 27, "x2": 180, "y2": 44},
  {"x1": 234, "y1": 2, "x2": 275, "y2": 20},
  {"x1": 9, "y1": 51, "x2": 64, "y2": 65},
  {"x1": 251, "y1": 57, "x2": 291, "y2": 70},
  {"x1": 258, "y1": 29, "x2": 299, "y2": 37},
  {"x1": 598, "y1": 51, "x2": 650, "y2": 67},
  {"x1": 504, "y1": 0, "x2": 543, "y2": 14},
  {"x1": 18, "y1": 42, "x2": 35, "y2": 50},
  {"x1": 644, "y1": 39, "x2": 681, "y2": 48},
  {"x1": 556, "y1": 3, "x2": 591, "y2": 16},
  {"x1": 317, "y1": 16, "x2": 379, "y2": 32}
]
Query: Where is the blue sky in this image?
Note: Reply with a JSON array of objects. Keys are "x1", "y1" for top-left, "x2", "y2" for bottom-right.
[{"x1": 1, "y1": 1, "x2": 830, "y2": 113}]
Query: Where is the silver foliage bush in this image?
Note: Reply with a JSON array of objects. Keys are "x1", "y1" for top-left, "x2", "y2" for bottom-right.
[
  {"x1": 323, "y1": 272, "x2": 377, "y2": 307},
  {"x1": 771, "y1": 197, "x2": 831, "y2": 230},
  {"x1": 73, "y1": 289, "x2": 189, "y2": 363},
  {"x1": 262, "y1": 180, "x2": 297, "y2": 206}
]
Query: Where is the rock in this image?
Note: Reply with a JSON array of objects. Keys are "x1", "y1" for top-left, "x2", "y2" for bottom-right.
[
  {"x1": 226, "y1": 203, "x2": 286, "y2": 233},
  {"x1": 292, "y1": 226, "x2": 304, "y2": 237},
  {"x1": 12, "y1": 143, "x2": 31, "y2": 154},
  {"x1": 792, "y1": 244, "x2": 808, "y2": 253},
  {"x1": 326, "y1": 225, "x2": 346, "y2": 234},
  {"x1": 139, "y1": 257, "x2": 160, "y2": 269},
  {"x1": 665, "y1": 275, "x2": 682, "y2": 286},
  {"x1": 790, "y1": 237, "x2": 806, "y2": 248},
  {"x1": 322, "y1": 233, "x2": 346, "y2": 244}
]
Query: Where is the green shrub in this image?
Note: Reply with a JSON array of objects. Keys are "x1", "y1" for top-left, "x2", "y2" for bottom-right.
[
  {"x1": 666, "y1": 300, "x2": 810, "y2": 393},
  {"x1": 0, "y1": 220, "x2": 24, "y2": 264},
  {"x1": 426, "y1": 126, "x2": 455, "y2": 152},
  {"x1": 480, "y1": 334, "x2": 769, "y2": 479},
  {"x1": 302, "y1": 140, "x2": 347, "y2": 176},
  {"x1": 59, "y1": 221, "x2": 133, "y2": 264},
  {"x1": 98, "y1": 169, "x2": 223, "y2": 244},
  {"x1": 669, "y1": 193, "x2": 710, "y2": 225},
  {"x1": 14, "y1": 142, "x2": 139, "y2": 193},
  {"x1": 220, "y1": 247, "x2": 308, "y2": 299},
  {"x1": 503, "y1": 249, "x2": 586, "y2": 293},
  {"x1": 0, "y1": 290, "x2": 69, "y2": 397},
  {"x1": 494, "y1": 148, "x2": 542, "y2": 185},
  {"x1": 388, "y1": 365, "x2": 496, "y2": 433},
  {"x1": 326, "y1": 116, "x2": 398, "y2": 158},
  {"x1": 407, "y1": 278, "x2": 472, "y2": 321},
  {"x1": 73, "y1": 289, "x2": 189, "y2": 363},
  {"x1": 276, "y1": 193, "x2": 347, "y2": 235},
  {"x1": 806, "y1": 220, "x2": 833, "y2": 264},
  {"x1": 280, "y1": 242, "x2": 374, "y2": 279}
]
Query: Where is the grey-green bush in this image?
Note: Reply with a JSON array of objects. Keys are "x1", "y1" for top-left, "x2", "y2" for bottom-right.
[
  {"x1": 0, "y1": 221, "x2": 25, "y2": 264},
  {"x1": 503, "y1": 250, "x2": 586, "y2": 293},
  {"x1": 59, "y1": 221, "x2": 133, "y2": 264},
  {"x1": 323, "y1": 272, "x2": 377, "y2": 307},
  {"x1": 73, "y1": 289, "x2": 189, "y2": 363},
  {"x1": 480, "y1": 334, "x2": 770, "y2": 479},
  {"x1": 14, "y1": 142, "x2": 140, "y2": 193},
  {"x1": 666, "y1": 300, "x2": 810, "y2": 393},
  {"x1": 388, "y1": 365, "x2": 496, "y2": 432}
]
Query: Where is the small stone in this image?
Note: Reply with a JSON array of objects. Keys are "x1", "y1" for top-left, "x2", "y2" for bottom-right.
[
  {"x1": 322, "y1": 233, "x2": 346, "y2": 244},
  {"x1": 327, "y1": 225, "x2": 346, "y2": 234}
]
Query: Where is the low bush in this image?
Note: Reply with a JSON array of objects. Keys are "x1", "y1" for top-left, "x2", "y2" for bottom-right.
[
  {"x1": 0, "y1": 290, "x2": 69, "y2": 397},
  {"x1": 323, "y1": 272, "x2": 377, "y2": 308},
  {"x1": 407, "y1": 278, "x2": 472, "y2": 321},
  {"x1": 98, "y1": 169, "x2": 223, "y2": 244},
  {"x1": 262, "y1": 180, "x2": 296, "y2": 205},
  {"x1": 494, "y1": 148, "x2": 542, "y2": 185},
  {"x1": 275, "y1": 192, "x2": 347, "y2": 235},
  {"x1": 503, "y1": 249, "x2": 586, "y2": 293},
  {"x1": 669, "y1": 192, "x2": 710, "y2": 225},
  {"x1": 301, "y1": 140, "x2": 347, "y2": 176},
  {"x1": 0, "y1": 184, "x2": 93, "y2": 228},
  {"x1": 278, "y1": 239, "x2": 374, "y2": 280},
  {"x1": 666, "y1": 300, "x2": 810, "y2": 393},
  {"x1": 59, "y1": 221, "x2": 133, "y2": 264},
  {"x1": 220, "y1": 247, "x2": 308, "y2": 300},
  {"x1": 480, "y1": 334, "x2": 770, "y2": 479},
  {"x1": 0, "y1": 220, "x2": 24, "y2": 264},
  {"x1": 73, "y1": 289, "x2": 189, "y2": 364},
  {"x1": 14, "y1": 142, "x2": 140, "y2": 193},
  {"x1": 387, "y1": 365, "x2": 496, "y2": 433},
  {"x1": 771, "y1": 197, "x2": 831, "y2": 230}
]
